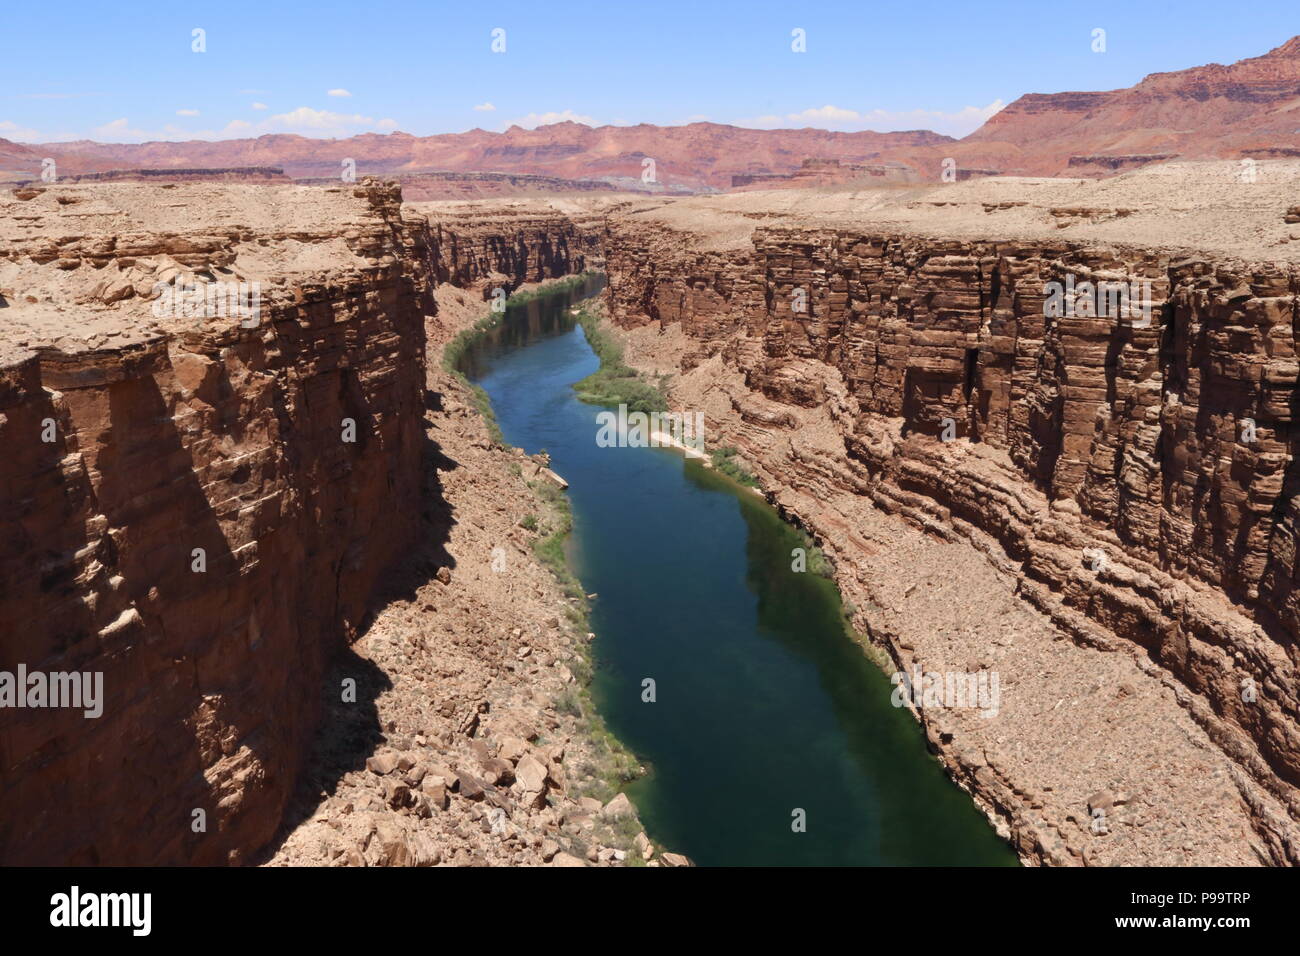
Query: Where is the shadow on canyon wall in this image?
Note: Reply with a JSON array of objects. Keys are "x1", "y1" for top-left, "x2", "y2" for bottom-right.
[{"x1": 254, "y1": 393, "x2": 458, "y2": 863}]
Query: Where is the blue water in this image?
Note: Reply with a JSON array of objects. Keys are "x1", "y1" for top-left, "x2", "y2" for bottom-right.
[{"x1": 463, "y1": 281, "x2": 1017, "y2": 866}]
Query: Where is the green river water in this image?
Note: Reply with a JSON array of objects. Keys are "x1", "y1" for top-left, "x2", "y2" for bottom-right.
[{"x1": 459, "y1": 277, "x2": 1018, "y2": 866}]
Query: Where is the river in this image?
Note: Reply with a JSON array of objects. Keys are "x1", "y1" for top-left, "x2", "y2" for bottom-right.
[{"x1": 458, "y1": 276, "x2": 1017, "y2": 866}]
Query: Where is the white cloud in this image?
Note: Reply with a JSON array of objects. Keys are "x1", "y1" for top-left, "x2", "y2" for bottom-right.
[
  {"x1": 91, "y1": 118, "x2": 149, "y2": 141},
  {"x1": 473, "y1": 102, "x2": 496, "y2": 112},
  {"x1": 327, "y1": 88, "x2": 352, "y2": 98},
  {"x1": 0, "y1": 120, "x2": 44, "y2": 141},
  {"x1": 77, "y1": 106, "x2": 399, "y2": 143},
  {"x1": 736, "y1": 100, "x2": 1006, "y2": 138},
  {"x1": 506, "y1": 109, "x2": 595, "y2": 130},
  {"x1": 269, "y1": 106, "x2": 365, "y2": 129},
  {"x1": 789, "y1": 105, "x2": 861, "y2": 123},
  {"x1": 265, "y1": 106, "x2": 388, "y2": 135},
  {"x1": 57, "y1": 99, "x2": 405, "y2": 144},
  {"x1": 88, "y1": 118, "x2": 235, "y2": 142}
]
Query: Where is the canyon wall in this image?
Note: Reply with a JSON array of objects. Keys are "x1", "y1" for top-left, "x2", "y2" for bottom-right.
[
  {"x1": 7, "y1": 173, "x2": 1295, "y2": 864},
  {"x1": 602, "y1": 216, "x2": 1300, "y2": 859},
  {"x1": 0, "y1": 182, "x2": 594, "y2": 864},
  {"x1": 412, "y1": 204, "x2": 603, "y2": 288}
]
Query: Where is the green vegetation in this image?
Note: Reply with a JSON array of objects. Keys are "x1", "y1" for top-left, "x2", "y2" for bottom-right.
[
  {"x1": 798, "y1": 530, "x2": 835, "y2": 578},
  {"x1": 572, "y1": 306, "x2": 669, "y2": 414},
  {"x1": 442, "y1": 311, "x2": 502, "y2": 375},
  {"x1": 443, "y1": 272, "x2": 649, "y2": 840},
  {"x1": 467, "y1": 382, "x2": 504, "y2": 445},
  {"x1": 442, "y1": 312, "x2": 507, "y2": 444},
  {"x1": 525, "y1": 475, "x2": 642, "y2": 804},
  {"x1": 440, "y1": 271, "x2": 602, "y2": 446},
  {"x1": 527, "y1": 478, "x2": 587, "y2": 607},
  {"x1": 835, "y1": 595, "x2": 896, "y2": 672},
  {"x1": 505, "y1": 271, "x2": 596, "y2": 308},
  {"x1": 709, "y1": 445, "x2": 760, "y2": 487}
]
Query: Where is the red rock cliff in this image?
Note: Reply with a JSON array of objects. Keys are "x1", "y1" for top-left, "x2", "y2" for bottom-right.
[
  {"x1": 0, "y1": 181, "x2": 593, "y2": 864},
  {"x1": 601, "y1": 201, "x2": 1300, "y2": 861}
]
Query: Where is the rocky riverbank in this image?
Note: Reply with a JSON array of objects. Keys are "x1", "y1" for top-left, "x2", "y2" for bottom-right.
[
  {"x1": 262, "y1": 278, "x2": 687, "y2": 867},
  {"x1": 594, "y1": 167, "x2": 1300, "y2": 865}
]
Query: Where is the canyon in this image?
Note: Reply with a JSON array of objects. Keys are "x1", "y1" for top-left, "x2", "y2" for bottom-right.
[
  {"x1": 0, "y1": 180, "x2": 633, "y2": 865},
  {"x1": 4, "y1": 157, "x2": 1300, "y2": 865},
  {"x1": 594, "y1": 167, "x2": 1300, "y2": 864}
]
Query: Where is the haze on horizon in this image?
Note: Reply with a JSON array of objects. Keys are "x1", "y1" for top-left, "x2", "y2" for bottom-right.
[{"x1": 2, "y1": 0, "x2": 1297, "y2": 146}]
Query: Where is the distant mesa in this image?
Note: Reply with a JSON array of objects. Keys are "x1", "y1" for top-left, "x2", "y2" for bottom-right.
[
  {"x1": 965, "y1": 34, "x2": 1300, "y2": 175},
  {"x1": 21, "y1": 123, "x2": 956, "y2": 192},
  {"x1": 1242, "y1": 146, "x2": 1300, "y2": 159},
  {"x1": 8, "y1": 34, "x2": 1300, "y2": 188},
  {"x1": 9, "y1": 166, "x2": 291, "y2": 186},
  {"x1": 952, "y1": 167, "x2": 1001, "y2": 182},
  {"x1": 298, "y1": 168, "x2": 628, "y2": 200},
  {"x1": 1066, "y1": 154, "x2": 1178, "y2": 172},
  {"x1": 731, "y1": 157, "x2": 919, "y2": 189}
]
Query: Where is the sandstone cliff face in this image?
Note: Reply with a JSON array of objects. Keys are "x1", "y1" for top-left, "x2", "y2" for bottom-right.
[
  {"x1": 959, "y1": 36, "x2": 1300, "y2": 175},
  {"x1": 0, "y1": 182, "x2": 593, "y2": 864},
  {"x1": 412, "y1": 204, "x2": 602, "y2": 288},
  {"x1": 601, "y1": 211, "x2": 1300, "y2": 861},
  {"x1": 0, "y1": 182, "x2": 430, "y2": 865}
]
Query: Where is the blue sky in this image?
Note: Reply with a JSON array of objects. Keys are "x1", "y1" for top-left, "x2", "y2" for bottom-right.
[{"x1": 2, "y1": 0, "x2": 1297, "y2": 144}]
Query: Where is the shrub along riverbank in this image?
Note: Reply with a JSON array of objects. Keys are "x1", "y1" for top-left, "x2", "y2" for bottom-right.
[
  {"x1": 442, "y1": 272, "x2": 603, "y2": 446},
  {"x1": 572, "y1": 300, "x2": 670, "y2": 415},
  {"x1": 442, "y1": 273, "x2": 653, "y2": 861}
]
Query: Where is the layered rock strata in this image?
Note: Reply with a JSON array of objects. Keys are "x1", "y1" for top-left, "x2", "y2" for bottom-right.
[
  {"x1": 0, "y1": 182, "x2": 598, "y2": 864},
  {"x1": 265, "y1": 280, "x2": 671, "y2": 868},
  {"x1": 408, "y1": 199, "x2": 603, "y2": 288},
  {"x1": 599, "y1": 172, "x2": 1300, "y2": 864},
  {"x1": 8, "y1": 169, "x2": 1300, "y2": 866}
]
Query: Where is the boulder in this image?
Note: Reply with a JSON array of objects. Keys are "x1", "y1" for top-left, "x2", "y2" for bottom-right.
[
  {"x1": 602, "y1": 792, "x2": 635, "y2": 821},
  {"x1": 365, "y1": 751, "x2": 400, "y2": 775},
  {"x1": 515, "y1": 755, "x2": 548, "y2": 793},
  {"x1": 498, "y1": 736, "x2": 529, "y2": 763},
  {"x1": 456, "y1": 771, "x2": 486, "y2": 801},
  {"x1": 421, "y1": 780, "x2": 449, "y2": 810}
]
